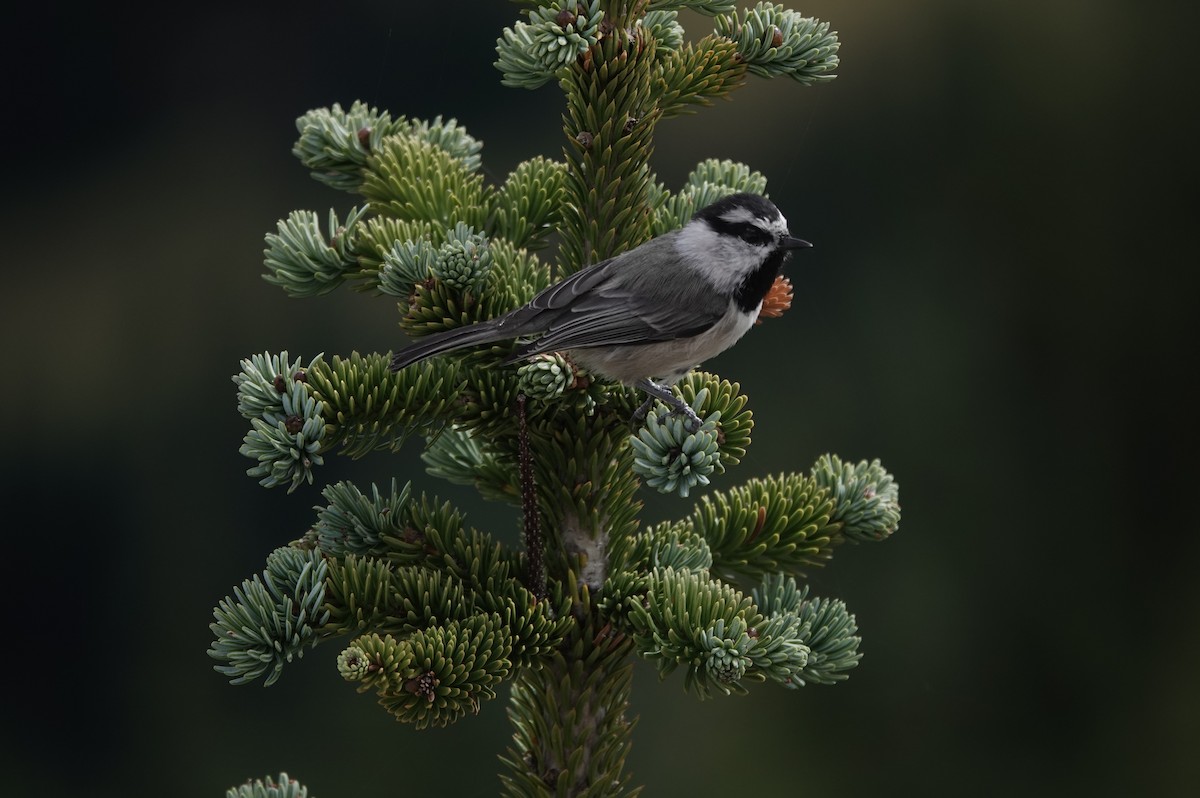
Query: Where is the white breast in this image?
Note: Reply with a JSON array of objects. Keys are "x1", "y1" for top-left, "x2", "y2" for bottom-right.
[{"x1": 569, "y1": 300, "x2": 760, "y2": 385}]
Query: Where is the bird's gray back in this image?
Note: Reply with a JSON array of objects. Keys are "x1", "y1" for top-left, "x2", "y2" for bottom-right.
[{"x1": 506, "y1": 232, "x2": 730, "y2": 356}]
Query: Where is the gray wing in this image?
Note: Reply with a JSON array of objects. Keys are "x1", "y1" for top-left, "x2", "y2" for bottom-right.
[{"x1": 505, "y1": 235, "x2": 728, "y2": 357}]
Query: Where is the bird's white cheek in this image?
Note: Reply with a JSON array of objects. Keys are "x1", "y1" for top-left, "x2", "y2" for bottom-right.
[{"x1": 674, "y1": 225, "x2": 766, "y2": 294}]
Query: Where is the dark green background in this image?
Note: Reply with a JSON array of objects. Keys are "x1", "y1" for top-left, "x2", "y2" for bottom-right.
[{"x1": 4, "y1": 2, "x2": 1195, "y2": 795}]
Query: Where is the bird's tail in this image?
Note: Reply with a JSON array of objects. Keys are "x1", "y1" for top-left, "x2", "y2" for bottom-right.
[{"x1": 389, "y1": 320, "x2": 512, "y2": 372}]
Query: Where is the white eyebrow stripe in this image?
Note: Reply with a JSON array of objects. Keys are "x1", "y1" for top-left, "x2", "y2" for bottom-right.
[
  {"x1": 719, "y1": 207, "x2": 759, "y2": 225},
  {"x1": 719, "y1": 208, "x2": 791, "y2": 238}
]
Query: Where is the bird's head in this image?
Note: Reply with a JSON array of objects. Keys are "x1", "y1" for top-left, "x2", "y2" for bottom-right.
[{"x1": 677, "y1": 193, "x2": 812, "y2": 300}]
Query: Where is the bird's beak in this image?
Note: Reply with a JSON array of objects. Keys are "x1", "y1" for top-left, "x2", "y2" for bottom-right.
[{"x1": 783, "y1": 236, "x2": 813, "y2": 250}]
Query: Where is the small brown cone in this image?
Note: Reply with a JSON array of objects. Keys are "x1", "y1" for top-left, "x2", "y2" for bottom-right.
[{"x1": 756, "y1": 275, "x2": 793, "y2": 324}]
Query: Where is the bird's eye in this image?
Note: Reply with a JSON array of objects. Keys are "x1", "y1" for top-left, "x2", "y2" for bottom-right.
[
  {"x1": 736, "y1": 223, "x2": 775, "y2": 247},
  {"x1": 709, "y1": 209, "x2": 779, "y2": 246}
]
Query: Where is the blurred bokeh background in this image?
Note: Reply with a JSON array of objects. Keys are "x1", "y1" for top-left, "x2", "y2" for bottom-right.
[{"x1": 3, "y1": 1, "x2": 1195, "y2": 795}]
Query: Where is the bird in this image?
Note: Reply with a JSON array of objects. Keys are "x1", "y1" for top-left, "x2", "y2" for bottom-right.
[{"x1": 389, "y1": 192, "x2": 812, "y2": 430}]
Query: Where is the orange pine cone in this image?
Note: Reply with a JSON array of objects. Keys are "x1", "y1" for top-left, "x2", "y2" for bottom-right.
[{"x1": 756, "y1": 275, "x2": 793, "y2": 324}]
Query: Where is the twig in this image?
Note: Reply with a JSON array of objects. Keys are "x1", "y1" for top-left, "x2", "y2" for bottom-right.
[{"x1": 517, "y1": 394, "x2": 547, "y2": 600}]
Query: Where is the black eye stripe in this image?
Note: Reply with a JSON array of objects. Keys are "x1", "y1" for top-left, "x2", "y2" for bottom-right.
[{"x1": 709, "y1": 219, "x2": 776, "y2": 246}]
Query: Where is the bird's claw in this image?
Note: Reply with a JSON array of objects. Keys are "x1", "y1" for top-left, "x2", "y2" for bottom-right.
[
  {"x1": 630, "y1": 397, "x2": 703, "y2": 434},
  {"x1": 675, "y1": 405, "x2": 703, "y2": 434},
  {"x1": 631, "y1": 395, "x2": 655, "y2": 427}
]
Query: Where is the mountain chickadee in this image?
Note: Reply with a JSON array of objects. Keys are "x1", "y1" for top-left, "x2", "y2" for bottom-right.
[{"x1": 389, "y1": 192, "x2": 812, "y2": 430}]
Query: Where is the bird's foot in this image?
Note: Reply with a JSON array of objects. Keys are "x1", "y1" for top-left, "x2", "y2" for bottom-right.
[
  {"x1": 632, "y1": 379, "x2": 703, "y2": 434},
  {"x1": 631, "y1": 395, "x2": 656, "y2": 427},
  {"x1": 670, "y1": 403, "x2": 704, "y2": 434}
]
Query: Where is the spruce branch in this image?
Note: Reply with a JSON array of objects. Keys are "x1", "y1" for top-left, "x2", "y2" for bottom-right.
[
  {"x1": 714, "y1": 2, "x2": 840, "y2": 84},
  {"x1": 377, "y1": 236, "x2": 439, "y2": 298},
  {"x1": 687, "y1": 457, "x2": 901, "y2": 582},
  {"x1": 648, "y1": 0, "x2": 737, "y2": 14},
  {"x1": 354, "y1": 217, "x2": 438, "y2": 290},
  {"x1": 476, "y1": 237, "x2": 552, "y2": 321},
  {"x1": 753, "y1": 573, "x2": 862, "y2": 684},
  {"x1": 293, "y1": 101, "x2": 405, "y2": 192},
  {"x1": 400, "y1": 277, "x2": 493, "y2": 339},
  {"x1": 790, "y1": 596, "x2": 862, "y2": 685},
  {"x1": 377, "y1": 491, "x2": 469, "y2": 568},
  {"x1": 444, "y1": 356, "x2": 525, "y2": 435},
  {"x1": 239, "y1": 379, "x2": 327, "y2": 492},
  {"x1": 323, "y1": 554, "x2": 399, "y2": 637},
  {"x1": 812, "y1": 454, "x2": 901, "y2": 542},
  {"x1": 560, "y1": 29, "x2": 663, "y2": 269},
  {"x1": 501, "y1": 573, "x2": 638, "y2": 798},
  {"x1": 482, "y1": 583, "x2": 575, "y2": 667},
  {"x1": 337, "y1": 632, "x2": 414, "y2": 689},
  {"x1": 515, "y1": 353, "x2": 610, "y2": 420},
  {"x1": 376, "y1": 221, "x2": 497, "y2": 304},
  {"x1": 381, "y1": 494, "x2": 516, "y2": 589},
  {"x1": 529, "y1": 1, "x2": 606, "y2": 70},
  {"x1": 209, "y1": 547, "x2": 330, "y2": 686},
  {"x1": 233, "y1": 351, "x2": 315, "y2": 420},
  {"x1": 405, "y1": 115, "x2": 484, "y2": 172},
  {"x1": 294, "y1": 103, "x2": 481, "y2": 192},
  {"x1": 388, "y1": 567, "x2": 476, "y2": 633},
  {"x1": 234, "y1": 351, "x2": 327, "y2": 491},
  {"x1": 690, "y1": 470, "x2": 839, "y2": 581},
  {"x1": 516, "y1": 352, "x2": 577, "y2": 401},
  {"x1": 640, "y1": 10, "x2": 684, "y2": 52},
  {"x1": 422, "y1": 424, "x2": 520, "y2": 504},
  {"x1": 309, "y1": 488, "x2": 573, "y2": 705},
  {"x1": 601, "y1": 566, "x2": 808, "y2": 698},
  {"x1": 517, "y1": 395, "x2": 548, "y2": 600},
  {"x1": 324, "y1": 493, "x2": 573, "y2": 662},
  {"x1": 312, "y1": 478, "x2": 412, "y2": 558},
  {"x1": 685, "y1": 157, "x2": 769, "y2": 192},
  {"x1": 630, "y1": 404, "x2": 723, "y2": 498},
  {"x1": 610, "y1": 520, "x2": 714, "y2": 574},
  {"x1": 344, "y1": 614, "x2": 515, "y2": 729},
  {"x1": 675, "y1": 371, "x2": 754, "y2": 465},
  {"x1": 262, "y1": 206, "x2": 368, "y2": 298},
  {"x1": 369, "y1": 221, "x2": 540, "y2": 308},
  {"x1": 495, "y1": 21, "x2": 559, "y2": 90},
  {"x1": 226, "y1": 772, "x2": 311, "y2": 798},
  {"x1": 304, "y1": 351, "x2": 465, "y2": 458},
  {"x1": 527, "y1": 410, "x2": 643, "y2": 581},
  {"x1": 495, "y1": 1, "x2": 605, "y2": 89},
  {"x1": 655, "y1": 35, "x2": 747, "y2": 117},
  {"x1": 362, "y1": 134, "x2": 490, "y2": 228},
  {"x1": 490, "y1": 156, "x2": 568, "y2": 249},
  {"x1": 628, "y1": 376, "x2": 753, "y2": 496},
  {"x1": 432, "y1": 222, "x2": 494, "y2": 293}
]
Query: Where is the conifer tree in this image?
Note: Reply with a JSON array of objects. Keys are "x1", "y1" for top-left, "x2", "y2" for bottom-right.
[{"x1": 211, "y1": 3, "x2": 898, "y2": 794}]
